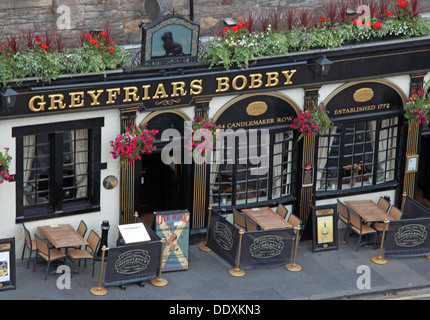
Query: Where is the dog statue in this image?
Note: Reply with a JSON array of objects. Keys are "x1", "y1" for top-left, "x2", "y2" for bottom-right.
[{"x1": 161, "y1": 32, "x2": 183, "y2": 57}]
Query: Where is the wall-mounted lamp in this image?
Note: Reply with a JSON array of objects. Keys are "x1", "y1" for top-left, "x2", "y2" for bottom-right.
[
  {"x1": 0, "y1": 86, "x2": 18, "y2": 112},
  {"x1": 311, "y1": 55, "x2": 333, "y2": 79}
]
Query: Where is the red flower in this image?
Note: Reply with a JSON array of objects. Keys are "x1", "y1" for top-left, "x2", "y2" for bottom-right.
[
  {"x1": 110, "y1": 40, "x2": 115, "y2": 45},
  {"x1": 95, "y1": 43, "x2": 99, "y2": 48},
  {"x1": 35, "y1": 37, "x2": 43, "y2": 42},
  {"x1": 108, "y1": 47, "x2": 114, "y2": 53},
  {"x1": 232, "y1": 26, "x2": 238, "y2": 32},
  {"x1": 320, "y1": 16, "x2": 326, "y2": 22},
  {"x1": 224, "y1": 26, "x2": 229, "y2": 31},
  {"x1": 40, "y1": 43, "x2": 47, "y2": 49},
  {"x1": 100, "y1": 31, "x2": 107, "y2": 37},
  {"x1": 90, "y1": 37, "x2": 96, "y2": 44},
  {"x1": 375, "y1": 22, "x2": 382, "y2": 29},
  {"x1": 243, "y1": 21, "x2": 249, "y2": 27},
  {"x1": 237, "y1": 23, "x2": 243, "y2": 29}
]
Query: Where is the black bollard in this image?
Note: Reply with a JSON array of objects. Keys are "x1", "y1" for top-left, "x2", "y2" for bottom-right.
[{"x1": 97, "y1": 220, "x2": 110, "y2": 258}]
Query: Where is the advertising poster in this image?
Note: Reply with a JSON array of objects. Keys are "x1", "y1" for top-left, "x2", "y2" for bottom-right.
[
  {"x1": 153, "y1": 210, "x2": 190, "y2": 272},
  {"x1": 0, "y1": 238, "x2": 15, "y2": 291}
]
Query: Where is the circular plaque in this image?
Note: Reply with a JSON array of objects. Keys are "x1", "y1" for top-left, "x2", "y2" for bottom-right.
[{"x1": 103, "y1": 175, "x2": 118, "y2": 190}]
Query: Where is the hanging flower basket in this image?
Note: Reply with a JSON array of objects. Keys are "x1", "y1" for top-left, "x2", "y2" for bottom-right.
[
  {"x1": 405, "y1": 89, "x2": 430, "y2": 126},
  {"x1": 110, "y1": 124, "x2": 158, "y2": 165},
  {"x1": 290, "y1": 102, "x2": 333, "y2": 140},
  {"x1": 186, "y1": 117, "x2": 222, "y2": 157},
  {"x1": 0, "y1": 147, "x2": 14, "y2": 183}
]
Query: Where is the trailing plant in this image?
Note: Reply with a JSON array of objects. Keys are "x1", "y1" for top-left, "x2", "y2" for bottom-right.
[
  {"x1": 110, "y1": 124, "x2": 159, "y2": 165},
  {"x1": 186, "y1": 117, "x2": 221, "y2": 157},
  {"x1": 405, "y1": 89, "x2": 430, "y2": 126},
  {"x1": 290, "y1": 102, "x2": 333, "y2": 140},
  {"x1": 0, "y1": 147, "x2": 14, "y2": 183}
]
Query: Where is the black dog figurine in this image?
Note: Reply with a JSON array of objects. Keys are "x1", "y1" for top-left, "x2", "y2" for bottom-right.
[{"x1": 161, "y1": 32, "x2": 183, "y2": 57}]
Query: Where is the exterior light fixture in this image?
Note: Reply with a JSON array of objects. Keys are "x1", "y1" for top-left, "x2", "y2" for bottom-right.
[
  {"x1": 311, "y1": 55, "x2": 333, "y2": 79},
  {"x1": 0, "y1": 86, "x2": 18, "y2": 112}
]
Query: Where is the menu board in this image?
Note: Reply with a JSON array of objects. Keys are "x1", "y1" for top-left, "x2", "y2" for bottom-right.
[
  {"x1": 153, "y1": 210, "x2": 190, "y2": 272},
  {"x1": 118, "y1": 223, "x2": 151, "y2": 244},
  {"x1": 0, "y1": 238, "x2": 15, "y2": 291}
]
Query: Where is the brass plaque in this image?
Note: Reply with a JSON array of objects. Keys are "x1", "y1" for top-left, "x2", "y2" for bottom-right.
[
  {"x1": 353, "y1": 88, "x2": 374, "y2": 103},
  {"x1": 246, "y1": 101, "x2": 268, "y2": 116},
  {"x1": 0, "y1": 243, "x2": 11, "y2": 251}
]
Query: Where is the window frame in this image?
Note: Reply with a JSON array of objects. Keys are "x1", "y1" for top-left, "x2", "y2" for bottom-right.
[
  {"x1": 315, "y1": 112, "x2": 405, "y2": 199},
  {"x1": 209, "y1": 126, "x2": 298, "y2": 209},
  {"x1": 13, "y1": 118, "x2": 105, "y2": 222}
]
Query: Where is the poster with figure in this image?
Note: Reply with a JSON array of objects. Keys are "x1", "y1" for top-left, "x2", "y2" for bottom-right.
[
  {"x1": 153, "y1": 210, "x2": 190, "y2": 272},
  {"x1": 0, "y1": 238, "x2": 15, "y2": 291}
]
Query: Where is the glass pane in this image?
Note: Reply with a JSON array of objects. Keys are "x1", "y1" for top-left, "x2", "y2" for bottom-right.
[{"x1": 23, "y1": 134, "x2": 50, "y2": 206}]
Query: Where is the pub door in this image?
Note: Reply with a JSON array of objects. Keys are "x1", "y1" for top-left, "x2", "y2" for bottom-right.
[
  {"x1": 417, "y1": 128, "x2": 430, "y2": 209},
  {"x1": 134, "y1": 151, "x2": 193, "y2": 225}
]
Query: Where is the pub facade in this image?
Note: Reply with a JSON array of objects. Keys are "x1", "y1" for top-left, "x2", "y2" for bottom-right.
[{"x1": 1, "y1": 13, "x2": 430, "y2": 255}]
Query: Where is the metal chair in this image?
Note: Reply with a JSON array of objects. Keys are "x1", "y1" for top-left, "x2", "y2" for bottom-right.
[
  {"x1": 275, "y1": 204, "x2": 288, "y2": 220},
  {"x1": 33, "y1": 234, "x2": 67, "y2": 280},
  {"x1": 21, "y1": 223, "x2": 36, "y2": 269},
  {"x1": 67, "y1": 230, "x2": 100, "y2": 277},
  {"x1": 349, "y1": 209, "x2": 377, "y2": 251},
  {"x1": 337, "y1": 200, "x2": 351, "y2": 242}
]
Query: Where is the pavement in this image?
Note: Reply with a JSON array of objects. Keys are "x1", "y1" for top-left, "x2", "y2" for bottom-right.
[{"x1": 3, "y1": 232, "x2": 430, "y2": 303}]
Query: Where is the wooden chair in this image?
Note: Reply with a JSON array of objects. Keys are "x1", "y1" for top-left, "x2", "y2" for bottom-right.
[
  {"x1": 287, "y1": 212, "x2": 302, "y2": 236},
  {"x1": 67, "y1": 230, "x2": 100, "y2": 277},
  {"x1": 349, "y1": 209, "x2": 377, "y2": 251},
  {"x1": 337, "y1": 200, "x2": 351, "y2": 242},
  {"x1": 33, "y1": 234, "x2": 67, "y2": 280},
  {"x1": 244, "y1": 216, "x2": 259, "y2": 231},
  {"x1": 77, "y1": 220, "x2": 87, "y2": 238},
  {"x1": 233, "y1": 209, "x2": 247, "y2": 230},
  {"x1": 275, "y1": 204, "x2": 288, "y2": 220},
  {"x1": 388, "y1": 205, "x2": 403, "y2": 220},
  {"x1": 377, "y1": 196, "x2": 391, "y2": 212},
  {"x1": 21, "y1": 223, "x2": 36, "y2": 270}
]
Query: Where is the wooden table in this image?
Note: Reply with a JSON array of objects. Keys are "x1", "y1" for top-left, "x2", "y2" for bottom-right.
[
  {"x1": 241, "y1": 206, "x2": 293, "y2": 230},
  {"x1": 344, "y1": 200, "x2": 391, "y2": 222},
  {"x1": 38, "y1": 224, "x2": 88, "y2": 249}
]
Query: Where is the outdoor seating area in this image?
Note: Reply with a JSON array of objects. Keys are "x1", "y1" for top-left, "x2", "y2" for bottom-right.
[{"x1": 22, "y1": 220, "x2": 101, "y2": 280}]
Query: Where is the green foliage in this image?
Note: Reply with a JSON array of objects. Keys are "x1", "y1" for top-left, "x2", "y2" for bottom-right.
[{"x1": 204, "y1": 3, "x2": 430, "y2": 70}]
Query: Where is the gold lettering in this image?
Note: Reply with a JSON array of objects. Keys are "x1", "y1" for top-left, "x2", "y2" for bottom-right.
[
  {"x1": 215, "y1": 77, "x2": 230, "y2": 92},
  {"x1": 232, "y1": 75, "x2": 247, "y2": 91},
  {"x1": 142, "y1": 85, "x2": 151, "y2": 100},
  {"x1": 265, "y1": 72, "x2": 279, "y2": 87},
  {"x1": 190, "y1": 79, "x2": 203, "y2": 95},
  {"x1": 152, "y1": 83, "x2": 168, "y2": 99},
  {"x1": 87, "y1": 89, "x2": 104, "y2": 106},
  {"x1": 28, "y1": 95, "x2": 46, "y2": 112},
  {"x1": 69, "y1": 91, "x2": 85, "y2": 108},
  {"x1": 123, "y1": 86, "x2": 140, "y2": 102},
  {"x1": 171, "y1": 82, "x2": 187, "y2": 97},
  {"x1": 282, "y1": 69, "x2": 297, "y2": 85},
  {"x1": 249, "y1": 74, "x2": 263, "y2": 89},
  {"x1": 106, "y1": 88, "x2": 120, "y2": 104},
  {"x1": 48, "y1": 94, "x2": 66, "y2": 110}
]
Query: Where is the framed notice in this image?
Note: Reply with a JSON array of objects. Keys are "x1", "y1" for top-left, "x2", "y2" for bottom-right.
[
  {"x1": 118, "y1": 223, "x2": 151, "y2": 244},
  {"x1": 302, "y1": 164, "x2": 314, "y2": 187},
  {"x1": 311, "y1": 205, "x2": 338, "y2": 252},
  {"x1": 153, "y1": 210, "x2": 190, "y2": 272},
  {"x1": 0, "y1": 238, "x2": 16, "y2": 291},
  {"x1": 406, "y1": 155, "x2": 419, "y2": 173}
]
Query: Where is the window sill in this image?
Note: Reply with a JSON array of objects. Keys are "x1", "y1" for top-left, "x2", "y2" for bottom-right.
[{"x1": 315, "y1": 181, "x2": 398, "y2": 200}]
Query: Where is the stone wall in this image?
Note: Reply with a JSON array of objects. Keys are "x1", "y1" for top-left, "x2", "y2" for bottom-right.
[{"x1": 0, "y1": 0, "x2": 429, "y2": 46}]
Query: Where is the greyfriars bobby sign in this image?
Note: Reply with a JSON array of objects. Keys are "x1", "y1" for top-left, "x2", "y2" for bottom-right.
[{"x1": 140, "y1": 14, "x2": 200, "y2": 67}]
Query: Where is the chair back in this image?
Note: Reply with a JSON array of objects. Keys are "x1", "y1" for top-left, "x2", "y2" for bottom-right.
[
  {"x1": 23, "y1": 223, "x2": 32, "y2": 249},
  {"x1": 389, "y1": 206, "x2": 403, "y2": 220},
  {"x1": 87, "y1": 230, "x2": 100, "y2": 253},
  {"x1": 275, "y1": 204, "x2": 288, "y2": 219},
  {"x1": 377, "y1": 197, "x2": 391, "y2": 212},
  {"x1": 77, "y1": 220, "x2": 87, "y2": 237},
  {"x1": 287, "y1": 213, "x2": 302, "y2": 235},
  {"x1": 35, "y1": 234, "x2": 50, "y2": 258},
  {"x1": 245, "y1": 218, "x2": 258, "y2": 231},
  {"x1": 337, "y1": 200, "x2": 349, "y2": 222},
  {"x1": 233, "y1": 209, "x2": 246, "y2": 230},
  {"x1": 349, "y1": 210, "x2": 362, "y2": 231}
]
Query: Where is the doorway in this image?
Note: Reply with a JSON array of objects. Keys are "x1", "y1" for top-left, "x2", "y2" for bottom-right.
[{"x1": 417, "y1": 130, "x2": 430, "y2": 209}]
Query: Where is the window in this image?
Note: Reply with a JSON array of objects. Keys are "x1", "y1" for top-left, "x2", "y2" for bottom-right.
[
  {"x1": 13, "y1": 118, "x2": 104, "y2": 222},
  {"x1": 316, "y1": 116, "x2": 402, "y2": 192},
  {"x1": 209, "y1": 128, "x2": 297, "y2": 207}
]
